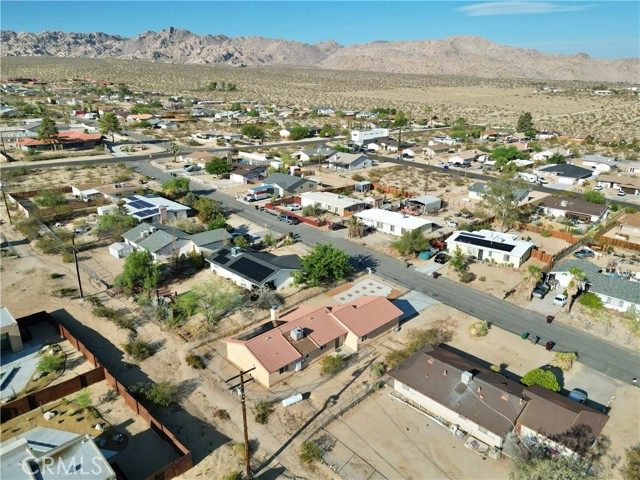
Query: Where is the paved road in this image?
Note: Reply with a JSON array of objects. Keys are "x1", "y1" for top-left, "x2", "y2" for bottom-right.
[{"x1": 132, "y1": 161, "x2": 640, "y2": 385}]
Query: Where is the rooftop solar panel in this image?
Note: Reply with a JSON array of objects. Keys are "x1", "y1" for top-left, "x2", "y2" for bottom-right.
[
  {"x1": 456, "y1": 234, "x2": 516, "y2": 253},
  {"x1": 136, "y1": 200, "x2": 153, "y2": 208},
  {"x1": 232, "y1": 257, "x2": 275, "y2": 282}
]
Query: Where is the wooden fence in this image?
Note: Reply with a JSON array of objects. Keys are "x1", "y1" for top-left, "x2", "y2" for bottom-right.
[{"x1": 1, "y1": 312, "x2": 193, "y2": 480}]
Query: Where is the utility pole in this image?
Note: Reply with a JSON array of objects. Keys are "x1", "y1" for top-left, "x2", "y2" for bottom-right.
[
  {"x1": 71, "y1": 235, "x2": 84, "y2": 299},
  {"x1": 226, "y1": 367, "x2": 255, "y2": 480},
  {"x1": 0, "y1": 182, "x2": 13, "y2": 225}
]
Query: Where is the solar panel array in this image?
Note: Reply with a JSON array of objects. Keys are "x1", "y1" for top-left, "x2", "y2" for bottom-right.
[
  {"x1": 456, "y1": 233, "x2": 516, "y2": 252},
  {"x1": 133, "y1": 208, "x2": 158, "y2": 218},
  {"x1": 232, "y1": 257, "x2": 275, "y2": 282}
]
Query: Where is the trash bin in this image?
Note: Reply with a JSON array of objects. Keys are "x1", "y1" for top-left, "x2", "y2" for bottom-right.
[
  {"x1": 546, "y1": 315, "x2": 554, "y2": 324},
  {"x1": 521, "y1": 331, "x2": 529, "y2": 340},
  {"x1": 545, "y1": 341, "x2": 555, "y2": 351}
]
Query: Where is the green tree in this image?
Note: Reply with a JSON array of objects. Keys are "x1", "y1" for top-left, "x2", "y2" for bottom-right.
[
  {"x1": 516, "y1": 112, "x2": 534, "y2": 134},
  {"x1": 34, "y1": 190, "x2": 66, "y2": 208},
  {"x1": 115, "y1": 250, "x2": 160, "y2": 295},
  {"x1": 233, "y1": 235, "x2": 249, "y2": 247},
  {"x1": 293, "y1": 243, "x2": 353, "y2": 287},
  {"x1": 130, "y1": 104, "x2": 153, "y2": 114},
  {"x1": 321, "y1": 355, "x2": 344, "y2": 375},
  {"x1": 566, "y1": 266, "x2": 586, "y2": 311},
  {"x1": 37, "y1": 116, "x2": 59, "y2": 151},
  {"x1": 449, "y1": 246, "x2": 466, "y2": 273},
  {"x1": 95, "y1": 209, "x2": 137, "y2": 237},
  {"x1": 167, "y1": 141, "x2": 182, "y2": 162},
  {"x1": 320, "y1": 123, "x2": 335, "y2": 137},
  {"x1": 521, "y1": 368, "x2": 561, "y2": 392},
  {"x1": 478, "y1": 177, "x2": 527, "y2": 232},
  {"x1": 230, "y1": 102, "x2": 242, "y2": 111},
  {"x1": 162, "y1": 177, "x2": 190, "y2": 198},
  {"x1": 547, "y1": 152, "x2": 567, "y2": 164},
  {"x1": 392, "y1": 229, "x2": 430, "y2": 256},
  {"x1": 205, "y1": 157, "x2": 232, "y2": 175},
  {"x1": 583, "y1": 190, "x2": 607, "y2": 204},
  {"x1": 192, "y1": 279, "x2": 243, "y2": 324},
  {"x1": 98, "y1": 112, "x2": 122, "y2": 142},
  {"x1": 510, "y1": 445, "x2": 597, "y2": 480},
  {"x1": 490, "y1": 145, "x2": 529, "y2": 163},
  {"x1": 241, "y1": 124, "x2": 265, "y2": 139},
  {"x1": 621, "y1": 443, "x2": 640, "y2": 480},
  {"x1": 74, "y1": 388, "x2": 93, "y2": 409},
  {"x1": 131, "y1": 381, "x2": 177, "y2": 407},
  {"x1": 194, "y1": 197, "x2": 225, "y2": 223},
  {"x1": 246, "y1": 109, "x2": 259, "y2": 118},
  {"x1": 289, "y1": 125, "x2": 310, "y2": 141}
]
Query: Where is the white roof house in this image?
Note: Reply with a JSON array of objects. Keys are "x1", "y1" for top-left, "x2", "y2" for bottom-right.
[
  {"x1": 445, "y1": 229, "x2": 535, "y2": 268},
  {"x1": 0, "y1": 427, "x2": 116, "y2": 480},
  {"x1": 299, "y1": 191, "x2": 367, "y2": 216},
  {"x1": 121, "y1": 195, "x2": 190, "y2": 223},
  {"x1": 355, "y1": 209, "x2": 433, "y2": 236}
]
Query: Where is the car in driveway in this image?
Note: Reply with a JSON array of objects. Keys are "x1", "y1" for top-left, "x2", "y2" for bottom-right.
[
  {"x1": 287, "y1": 204, "x2": 302, "y2": 211},
  {"x1": 553, "y1": 294, "x2": 568, "y2": 307},
  {"x1": 461, "y1": 212, "x2": 473, "y2": 219},
  {"x1": 593, "y1": 184, "x2": 603, "y2": 191},
  {"x1": 617, "y1": 190, "x2": 626, "y2": 197},
  {"x1": 573, "y1": 249, "x2": 595, "y2": 259},
  {"x1": 446, "y1": 219, "x2": 458, "y2": 228},
  {"x1": 531, "y1": 283, "x2": 551, "y2": 299},
  {"x1": 277, "y1": 214, "x2": 300, "y2": 225},
  {"x1": 568, "y1": 389, "x2": 587, "y2": 404},
  {"x1": 434, "y1": 253, "x2": 450, "y2": 264}
]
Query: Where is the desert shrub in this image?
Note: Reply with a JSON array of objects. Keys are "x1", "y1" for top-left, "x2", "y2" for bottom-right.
[
  {"x1": 74, "y1": 388, "x2": 93, "y2": 409},
  {"x1": 92, "y1": 306, "x2": 134, "y2": 330},
  {"x1": 386, "y1": 327, "x2": 453, "y2": 369},
  {"x1": 15, "y1": 218, "x2": 41, "y2": 240},
  {"x1": 62, "y1": 252, "x2": 74, "y2": 263},
  {"x1": 321, "y1": 355, "x2": 344, "y2": 375},
  {"x1": 122, "y1": 339, "x2": 153, "y2": 361},
  {"x1": 551, "y1": 352, "x2": 578, "y2": 371},
  {"x1": 300, "y1": 440, "x2": 323, "y2": 464},
  {"x1": 252, "y1": 400, "x2": 275, "y2": 425},
  {"x1": 459, "y1": 271, "x2": 476, "y2": 283},
  {"x1": 36, "y1": 353, "x2": 64, "y2": 374},
  {"x1": 540, "y1": 229, "x2": 551, "y2": 237},
  {"x1": 351, "y1": 173, "x2": 366, "y2": 182},
  {"x1": 621, "y1": 443, "x2": 640, "y2": 480},
  {"x1": 185, "y1": 353, "x2": 205, "y2": 369},
  {"x1": 214, "y1": 409, "x2": 230, "y2": 421},
  {"x1": 521, "y1": 368, "x2": 561, "y2": 392},
  {"x1": 479, "y1": 275, "x2": 486, "y2": 282},
  {"x1": 468, "y1": 321, "x2": 489, "y2": 337},
  {"x1": 252, "y1": 287, "x2": 283, "y2": 309},
  {"x1": 370, "y1": 362, "x2": 386, "y2": 379},
  {"x1": 58, "y1": 287, "x2": 77, "y2": 297},
  {"x1": 50, "y1": 273, "x2": 63, "y2": 279},
  {"x1": 130, "y1": 381, "x2": 177, "y2": 407}
]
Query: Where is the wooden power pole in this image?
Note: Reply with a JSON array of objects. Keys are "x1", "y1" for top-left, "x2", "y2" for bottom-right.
[{"x1": 226, "y1": 367, "x2": 255, "y2": 480}]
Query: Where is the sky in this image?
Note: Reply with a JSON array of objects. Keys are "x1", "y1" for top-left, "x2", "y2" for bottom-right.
[{"x1": 1, "y1": 1, "x2": 639, "y2": 59}]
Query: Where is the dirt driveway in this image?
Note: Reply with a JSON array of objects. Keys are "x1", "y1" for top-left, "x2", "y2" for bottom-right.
[{"x1": 321, "y1": 387, "x2": 510, "y2": 480}]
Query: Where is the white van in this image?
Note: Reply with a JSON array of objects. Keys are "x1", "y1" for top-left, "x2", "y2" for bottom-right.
[{"x1": 553, "y1": 294, "x2": 568, "y2": 307}]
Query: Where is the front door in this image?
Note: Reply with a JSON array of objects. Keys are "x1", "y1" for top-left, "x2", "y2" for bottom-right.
[{"x1": 477, "y1": 249, "x2": 483, "y2": 261}]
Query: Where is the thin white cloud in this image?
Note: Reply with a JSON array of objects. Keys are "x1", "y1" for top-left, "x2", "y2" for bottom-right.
[{"x1": 458, "y1": 2, "x2": 592, "y2": 16}]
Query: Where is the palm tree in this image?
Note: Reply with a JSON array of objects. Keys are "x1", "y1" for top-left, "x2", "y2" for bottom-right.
[
  {"x1": 348, "y1": 216, "x2": 366, "y2": 238},
  {"x1": 522, "y1": 265, "x2": 543, "y2": 300},
  {"x1": 565, "y1": 266, "x2": 586, "y2": 312}
]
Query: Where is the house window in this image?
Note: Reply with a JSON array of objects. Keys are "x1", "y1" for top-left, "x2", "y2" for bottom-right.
[
  {"x1": 320, "y1": 344, "x2": 327, "y2": 351},
  {"x1": 390, "y1": 225, "x2": 395, "y2": 233},
  {"x1": 376, "y1": 222, "x2": 383, "y2": 229},
  {"x1": 401, "y1": 228, "x2": 407, "y2": 234},
  {"x1": 503, "y1": 254, "x2": 509, "y2": 262},
  {"x1": 279, "y1": 364, "x2": 289, "y2": 374},
  {"x1": 488, "y1": 251, "x2": 493, "y2": 258},
  {"x1": 360, "y1": 335, "x2": 368, "y2": 342}
]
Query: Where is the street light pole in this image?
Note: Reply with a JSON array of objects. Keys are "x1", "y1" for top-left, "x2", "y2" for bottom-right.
[{"x1": 0, "y1": 182, "x2": 13, "y2": 225}]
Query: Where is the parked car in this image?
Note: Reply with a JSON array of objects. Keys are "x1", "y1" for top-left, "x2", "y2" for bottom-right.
[
  {"x1": 538, "y1": 178, "x2": 548, "y2": 185},
  {"x1": 74, "y1": 226, "x2": 91, "y2": 234},
  {"x1": 574, "y1": 249, "x2": 595, "y2": 259},
  {"x1": 277, "y1": 214, "x2": 300, "y2": 225},
  {"x1": 287, "y1": 204, "x2": 302, "y2": 211},
  {"x1": 434, "y1": 253, "x2": 450, "y2": 264},
  {"x1": 461, "y1": 212, "x2": 473, "y2": 219},
  {"x1": 328, "y1": 222, "x2": 344, "y2": 231},
  {"x1": 531, "y1": 283, "x2": 551, "y2": 299},
  {"x1": 568, "y1": 389, "x2": 587, "y2": 404},
  {"x1": 593, "y1": 185, "x2": 603, "y2": 191},
  {"x1": 617, "y1": 190, "x2": 626, "y2": 197},
  {"x1": 454, "y1": 212, "x2": 462, "y2": 217},
  {"x1": 446, "y1": 219, "x2": 458, "y2": 228},
  {"x1": 553, "y1": 294, "x2": 568, "y2": 307}
]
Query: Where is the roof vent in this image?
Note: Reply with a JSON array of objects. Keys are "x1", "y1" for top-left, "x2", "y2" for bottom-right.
[
  {"x1": 461, "y1": 371, "x2": 474, "y2": 385},
  {"x1": 290, "y1": 327, "x2": 304, "y2": 341},
  {"x1": 231, "y1": 246, "x2": 242, "y2": 257},
  {"x1": 560, "y1": 200, "x2": 568, "y2": 207}
]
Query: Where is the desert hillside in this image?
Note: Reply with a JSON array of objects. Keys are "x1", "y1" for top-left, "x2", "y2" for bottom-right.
[{"x1": 1, "y1": 28, "x2": 638, "y2": 82}]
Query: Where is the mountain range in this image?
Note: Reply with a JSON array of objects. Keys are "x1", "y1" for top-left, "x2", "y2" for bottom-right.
[{"x1": 1, "y1": 27, "x2": 637, "y2": 82}]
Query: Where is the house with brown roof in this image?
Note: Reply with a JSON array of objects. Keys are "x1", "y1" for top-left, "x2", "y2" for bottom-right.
[
  {"x1": 225, "y1": 296, "x2": 403, "y2": 388},
  {"x1": 389, "y1": 345, "x2": 608, "y2": 455},
  {"x1": 596, "y1": 174, "x2": 640, "y2": 196},
  {"x1": 536, "y1": 196, "x2": 608, "y2": 223},
  {"x1": 18, "y1": 132, "x2": 102, "y2": 151},
  {"x1": 619, "y1": 212, "x2": 640, "y2": 237}
]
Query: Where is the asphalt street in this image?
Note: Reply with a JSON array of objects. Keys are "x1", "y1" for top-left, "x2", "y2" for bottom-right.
[{"x1": 132, "y1": 161, "x2": 640, "y2": 385}]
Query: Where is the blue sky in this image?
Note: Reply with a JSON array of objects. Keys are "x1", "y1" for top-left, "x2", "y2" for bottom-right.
[{"x1": 1, "y1": 1, "x2": 638, "y2": 59}]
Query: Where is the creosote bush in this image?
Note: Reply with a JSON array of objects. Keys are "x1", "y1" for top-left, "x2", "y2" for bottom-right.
[
  {"x1": 185, "y1": 353, "x2": 205, "y2": 369},
  {"x1": 468, "y1": 321, "x2": 489, "y2": 337},
  {"x1": 122, "y1": 339, "x2": 153, "y2": 361},
  {"x1": 300, "y1": 440, "x2": 323, "y2": 464}
]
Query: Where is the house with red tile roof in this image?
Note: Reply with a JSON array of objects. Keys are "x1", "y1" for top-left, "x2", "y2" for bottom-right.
[
  {"x1": 225, "y1": 296, "x2": 403, "y2": 388},
  {"x1": 18, "y1": 132, "x2": 103, "y2": 151}
]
